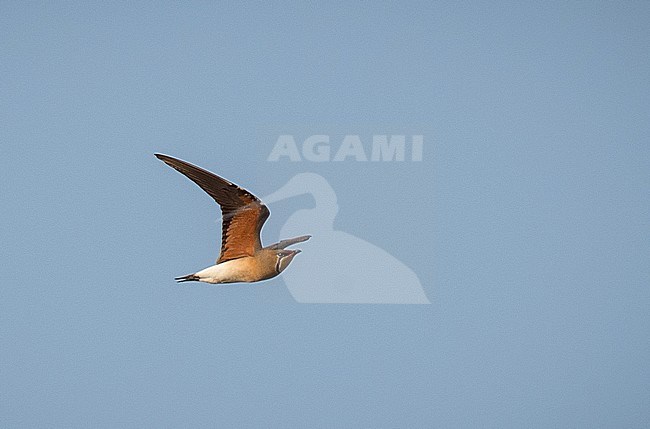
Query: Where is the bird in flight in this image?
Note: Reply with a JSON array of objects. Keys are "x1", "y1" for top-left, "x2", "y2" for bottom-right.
[{"x1": 155, "y1": 154, "x2": 310, "y2": 284}]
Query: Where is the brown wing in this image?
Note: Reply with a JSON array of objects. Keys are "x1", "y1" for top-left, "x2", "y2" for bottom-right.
[{"x1": 155, "y1": 154, "x2": 270, "y2": 263}]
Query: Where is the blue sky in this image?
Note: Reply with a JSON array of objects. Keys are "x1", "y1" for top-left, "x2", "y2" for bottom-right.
[{"x1": 1, "y1": 2, "x2": 649, "y2": 427}]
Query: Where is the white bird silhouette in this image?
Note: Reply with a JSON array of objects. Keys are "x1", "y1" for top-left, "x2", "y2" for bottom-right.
[{"x1": 264, "y1": 173, "x2": 430, "y2": 304}]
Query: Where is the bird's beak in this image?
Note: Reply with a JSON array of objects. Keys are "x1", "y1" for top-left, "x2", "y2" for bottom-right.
[{"x1": 286, "y1": 249, "x2": 301, "y2": 260}]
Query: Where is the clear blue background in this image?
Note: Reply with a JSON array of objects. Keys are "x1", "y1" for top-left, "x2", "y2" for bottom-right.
[{"x1": 2, "y1": 2, "x2": 649, "y2": 427}]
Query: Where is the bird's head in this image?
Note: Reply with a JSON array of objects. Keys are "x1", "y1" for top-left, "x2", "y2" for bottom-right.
[{"x1": 275, "y1": 249, "x2": 301, "y2": 273}]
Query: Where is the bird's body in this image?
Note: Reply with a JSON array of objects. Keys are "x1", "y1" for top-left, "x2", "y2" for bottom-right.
[
  {"x1": 177, "y1": 250, "x2": 287, "y2": 284},
  {"x1": 155, "y1": 153, "x2": 310, "y2": 284}
]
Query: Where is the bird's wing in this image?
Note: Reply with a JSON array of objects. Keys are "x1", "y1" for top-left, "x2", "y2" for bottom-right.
[
  {"x1": 155, "y1": 154, "x2": 270, "y2": 264},
  {"x1": 265, "y1": 235, "x2": 311, "y2": 250}
]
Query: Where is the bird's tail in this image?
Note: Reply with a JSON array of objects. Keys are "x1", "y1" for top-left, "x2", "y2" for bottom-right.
[{"x1": 174, "y1": 273, "x2": 199, "y2": 283}]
